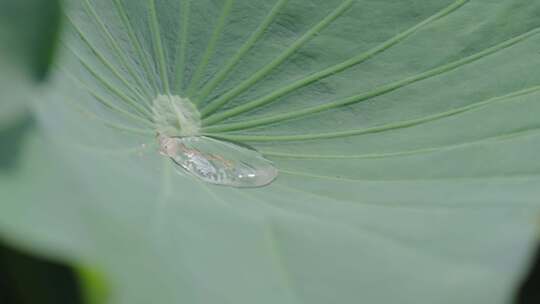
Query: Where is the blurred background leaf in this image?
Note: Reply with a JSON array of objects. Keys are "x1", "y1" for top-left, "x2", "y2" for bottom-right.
[
  {"x1": 0, "y1": 240, "x2": 82, "y2": 304},
  {"x1": 0, "y1": 0, "x2": 62, "y2": 129}
]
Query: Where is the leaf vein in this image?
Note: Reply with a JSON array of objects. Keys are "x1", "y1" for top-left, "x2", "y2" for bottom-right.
[
  {"x1": 205, "y1": 27, "x2": 540, "y2": 134},
  {"x1": 202, "y1": 0, "x2": 469, "y2": 125},
  {"x1": 200, "y1": 0, "x2": 355, "y2": 116}
]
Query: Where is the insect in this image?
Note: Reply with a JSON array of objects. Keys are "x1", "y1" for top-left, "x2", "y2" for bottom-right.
[{"x1": 158, "y1": 134, "x2": 278, "y2": 188}]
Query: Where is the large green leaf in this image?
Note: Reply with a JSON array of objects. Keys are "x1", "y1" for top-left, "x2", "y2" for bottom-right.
[
  {"x1": 2, "y1": 0, "x2": 540, "y2": 303},
  {"x1": 0, "y1": 0, "x2": 62, "y2": 128}
]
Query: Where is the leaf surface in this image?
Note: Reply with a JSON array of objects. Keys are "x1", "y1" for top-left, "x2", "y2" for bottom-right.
[{"x1": 3, "y1": 0, "x2": 540, "y2": 303}]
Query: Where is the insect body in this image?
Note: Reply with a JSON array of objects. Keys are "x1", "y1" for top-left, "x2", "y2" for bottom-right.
[{"x1": 158, "y1": 135, "x2": 278, "y2": 188}]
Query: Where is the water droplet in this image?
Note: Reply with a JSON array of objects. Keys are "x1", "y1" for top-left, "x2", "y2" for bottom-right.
[{"x1": 158, "y1": 135, "x2": 278, "y2": 188}]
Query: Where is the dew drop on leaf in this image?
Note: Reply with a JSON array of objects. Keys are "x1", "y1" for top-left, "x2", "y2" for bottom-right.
[{"x1": 158, "y1": 135, "x2": 278, "y2": 188}]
